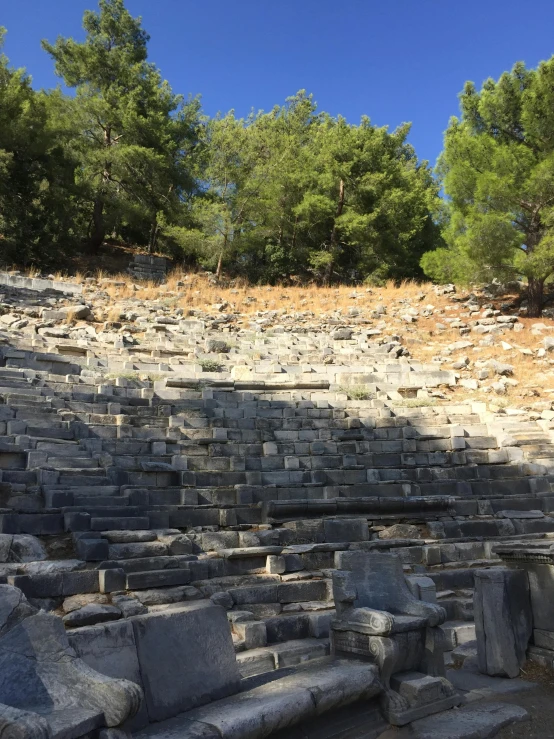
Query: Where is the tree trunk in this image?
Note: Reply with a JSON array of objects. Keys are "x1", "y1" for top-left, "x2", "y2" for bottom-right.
[
  {"x1": 323, "y1": 179, "x2": 345, "y2": 285},
  {"x1": 527, "y1": 276, "x2": 545, "y2": 317},
  {"x1": 216, "y1": 234, "x2": 228, "y2": 280},
  {"x1": 88, "y1": 127, "x2": 113, "y2": 252},
  {"x1": 148, "y1": 218, "x2": 159, "y2": 254},
  {"x1": 88, "y1": 197, "x2": 105, "y2": 252}
]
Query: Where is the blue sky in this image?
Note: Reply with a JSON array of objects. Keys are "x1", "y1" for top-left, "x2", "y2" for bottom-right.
[{"x1": 2, "y1": 0, "x2": 554, "y2": 167}]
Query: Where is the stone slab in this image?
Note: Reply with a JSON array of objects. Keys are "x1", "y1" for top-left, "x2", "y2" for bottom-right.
[
  {"x1": 474, "y1": 568, "x2": 532, "y2": 678},
  {"x1": 136, "y1": 658, "x2": 380, "y2": 739},
  {"x1": 131, "y1": 602, "x2": 241, "y2": 722}
]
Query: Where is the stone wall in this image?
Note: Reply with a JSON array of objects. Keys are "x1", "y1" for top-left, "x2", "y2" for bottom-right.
[{"x1": 128, "y1": 255, "x2": 170, "y2": 282}]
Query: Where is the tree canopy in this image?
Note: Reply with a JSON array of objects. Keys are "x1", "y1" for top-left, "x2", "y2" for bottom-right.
[
  {"x1": 421, "y1": 59, "x2": 554, "y2": 315},
  {"x1": 0, "y1": 0, "x2": 442, "y2": 283},
  {"x1": 6, "y1": 0, "x2": 554, "y2": 302}
]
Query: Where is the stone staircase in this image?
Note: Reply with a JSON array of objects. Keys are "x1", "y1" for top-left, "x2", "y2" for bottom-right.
[{"x1": 2, "y1": 338, "x2": 554, "y2": 683}]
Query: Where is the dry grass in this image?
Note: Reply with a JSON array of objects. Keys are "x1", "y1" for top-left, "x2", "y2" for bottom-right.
[{"x1": 104, "y1": 306, "x2": 123, "y2": 323}]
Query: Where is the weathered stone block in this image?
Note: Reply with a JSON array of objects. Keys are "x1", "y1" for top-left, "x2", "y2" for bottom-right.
[
  {"x1": 324, "y1": 518, "x2": 368, "y2": 543},
  {"x1": 474, "y1": 568, "x2": 532, "y2": 678},
  {"x1": 131, "y1": 602, "x2": 241, "y2": 722}
]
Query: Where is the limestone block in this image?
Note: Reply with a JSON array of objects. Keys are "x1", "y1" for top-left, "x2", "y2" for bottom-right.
[
  {"x1": 474, "y1": 568, "x2": 532, "y2": 678},
  {"x1": 131, "y1": 602, "x2": 241, "y2": 722}
]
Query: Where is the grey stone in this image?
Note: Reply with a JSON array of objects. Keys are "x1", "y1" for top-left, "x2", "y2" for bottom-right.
[
  {"x1": 77, "y1": 537, "x2": 110, "y2": 561},
  {"x1": 409, "y1": 701, "x2": 528, "y2": 739},
  {"x1": 474, "y1": 568, "x2": 532, "y2": 678},
  {"x1": 0, "y1": 535, "x2": 13, "y2": 563},
  {"x1": 100, "y1": 568, "x2": 127, "y2": 593},
  {"x1": 131, "y1": 602, "x2": 241, "y2": 722},
  {"x1": 332, "y1": 329, "x2": 353, "y2": 340},
  {"x1": 232, "y1": 621, "x2": 267, "y2": 649},
  {"x1": 498, "y1": 509, "x2": 544, "y2": 519},
  {"x1": 68, "y1": 619, "x2": 149, "y2": 730},
  {"x1": 132, "y1": 585, "x2": 202, "y2": 606},
  {"x1": 379, "y1": 524, "x2": 421, "y2": 540},
  {"x1": 63, "y1": 593, "x2": 109, "y2": 614},
  {"x1": 137, "y1": 658, "x2": 380, "y2": 739},
  {"x1": 112, "y1": 595, "x2": 148, "y2": 618},
  {"x1": 10, "y1": 535, "x2": 47, "y2": 562},
  {"x1": 0, "y1": 584, "x2": 141, "y2": 736},
  {"x1": 63, "y1": 603, "x2": 122, "y2": 628},
  {"x1": 324, "y1": 518, "x2": 368, "y2": 543},
  {"x1": 210, "y1": 591, "x2": 233, "y2": 609}
]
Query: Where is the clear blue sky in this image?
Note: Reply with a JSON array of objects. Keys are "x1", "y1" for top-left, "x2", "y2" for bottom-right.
[{"x1": 2, "y1": 0, "x2": 554, "y2": 166}]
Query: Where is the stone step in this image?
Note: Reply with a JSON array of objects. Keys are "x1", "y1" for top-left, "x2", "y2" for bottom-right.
[
  {"x1": 58, "y1": 473, "x2": 110, "y2": 485},
  {"x1": 35, "y1": 441, "x2": 81, "y2": 453},
  {"x1": 68, "y1": 506, "x2": 142, "y2": 517},
  {"x1": 0, "y1": 379, "x2": 36, "y2": 390},
  {"x1": 0, "y1": 387, "x2": 46, "y2": 397},
  {"x1": 27, "y1": 426, "x2": 74, "y2": 439},
  {"x1": 227, "y1": 579, "x2": 329, "y2": 608},
  {"x1": 521, "y1": 445, "x2": 554, "y2": 457},
  {"x1": 235, "y1": 638, "x2": 331, "y2": 678},
  {"x1": 71, "y1": 496, "x2": 130, "y2": 508},
  {"x1": 46, "y1": 457, "x2": 99, "y2": 469},
  {"x1": 44, "y1": 485, "x2": 120, "y2": 497},
  {"x1": 90, "y1": 516, "x2": 151, "y2": 531},
  {"x1": 99, "y1": 554, "x2": 197, "y2": 573},
  {"x1": 107, "y1": 541, "x2": 175, "y2": 560},
  {"x1": 125, "y1": 568, "x2": 192, "y2": 590}
]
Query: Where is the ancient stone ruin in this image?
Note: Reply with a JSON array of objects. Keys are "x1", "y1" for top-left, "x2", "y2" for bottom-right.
[
  {"x1": 1, "y1": 271, "x2": 553, "y2": 738},
  {"x1": 128, "y1": 255, "x2": 170, "y2": 283}
]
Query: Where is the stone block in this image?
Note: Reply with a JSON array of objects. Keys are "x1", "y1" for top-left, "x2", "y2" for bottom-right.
[
  {"x1": 233, "y1": 621, "x2": 267, "y2": 649},
  {"x1": 324, "y1": 518, "x2": 368, "y2": 543},
  {"x1": 236, "y1": 648, "x2": 275, "y2": 678},
  {"x1": 99, "y1": 569, "x2": 126, "y2": 593},
  {"x1": 62, "y1": 570, "x2": 99, "y2": 596},
  {"x1": 266, "y1": 555, "x2": 286, "y2": 574},
  {"x1": 131, "y1": 602, "x2": 241, "y2": 722},
  {"x1": 309, "y1": 611, "x2": 334, "y2": 638},
  {"x1": 63, "y1": 604, "x2": 121, "y2": 628},
  {"x1": 474, "y1": 568, "x2": 532, "y2": 678},
  {"x1": 8, "y1": 573, "x2": 63, "y2": 598},
  {"x1": 77, "y1": 537, "x2": 109, "y2": 561}
]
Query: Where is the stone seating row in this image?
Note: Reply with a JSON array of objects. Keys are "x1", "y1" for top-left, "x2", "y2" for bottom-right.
[{"x1": 0, "y1": 349, "x2": 553, "y2": 685}]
